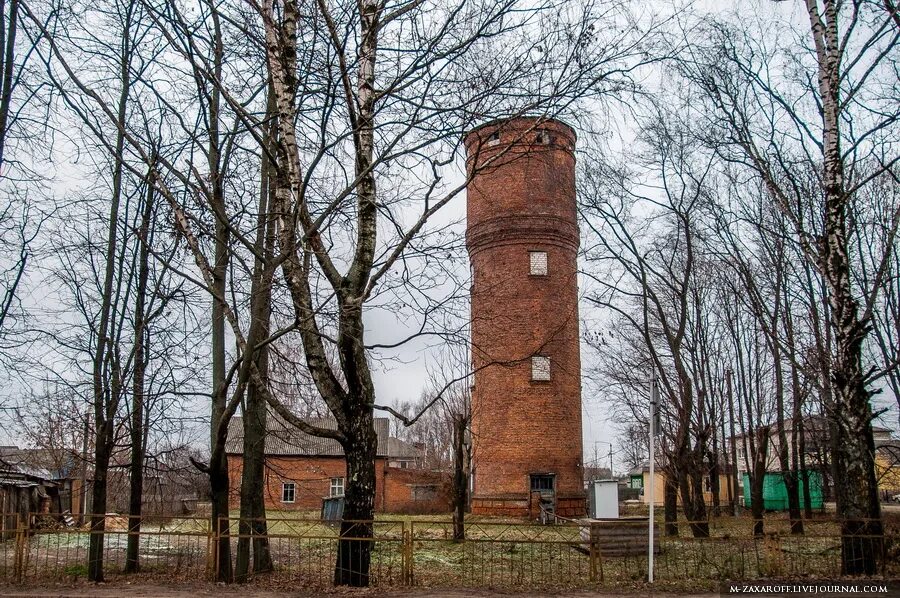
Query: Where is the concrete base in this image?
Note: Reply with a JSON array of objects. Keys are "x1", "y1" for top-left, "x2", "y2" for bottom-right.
[{"x1": 471, "y1": 493, "x2": 586, "y2": 518}]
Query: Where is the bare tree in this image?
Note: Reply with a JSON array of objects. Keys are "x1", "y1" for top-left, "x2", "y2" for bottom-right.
[
  {"x1": 27, "y1": 0, "x2": 663, "y2": 585},
  {"x1": 580, "y1": 111, "x2": 718, "y2": 537},
  {"x1": 680, "y1": 2, "x2": 898, "y2": 571}
]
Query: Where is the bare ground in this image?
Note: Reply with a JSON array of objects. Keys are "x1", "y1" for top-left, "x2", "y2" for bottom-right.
[{"x1": 0, "y1": 583, "x2": 717, "y2": 598}]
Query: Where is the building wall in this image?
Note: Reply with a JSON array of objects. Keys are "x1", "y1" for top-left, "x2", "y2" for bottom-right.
[
  {"x1": 640, "y1": 471, "x2": 731, "y2": 506},
  {"x1": 466, "y1": 117, "x2": 584, "y2": 517},
  {"x1": 730, "y1": 426, "x2": 894, "y2": 476},
  {"x1": 876, "y1": 453, "x2": 900, "y2": 494},
  {"x1": 382, "y1": 467, "x2": 446, "y2": 514},
  {"x1": 226, "y1": 455, "x2": 448, "y2": 514}
]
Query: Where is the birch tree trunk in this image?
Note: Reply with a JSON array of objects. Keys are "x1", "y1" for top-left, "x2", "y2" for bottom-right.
[{"x1": 805, "y1": 0, "x2": 882, "y2": 573}]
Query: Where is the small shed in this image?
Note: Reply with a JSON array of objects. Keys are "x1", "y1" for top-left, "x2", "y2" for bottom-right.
[
  {"x1": 0, "y1": 471, "x2": 59, "y2": 539},
  {"x1": 742, "y1": 470, "x2": 823, "y2": 511}
]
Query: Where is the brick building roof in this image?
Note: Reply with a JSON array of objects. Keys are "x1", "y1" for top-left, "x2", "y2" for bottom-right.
[{"x1": 225, "y1": 415, "x2": 399, "y2": 457}]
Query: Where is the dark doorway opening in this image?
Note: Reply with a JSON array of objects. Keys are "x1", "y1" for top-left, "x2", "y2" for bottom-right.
[{"x1": 530, "y1": 474, "x2": 556, "y2": 522}]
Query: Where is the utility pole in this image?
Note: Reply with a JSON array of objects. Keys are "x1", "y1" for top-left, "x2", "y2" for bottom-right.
[{"x1": 648, "y1": 372, "x2": 657, "y2": 583}]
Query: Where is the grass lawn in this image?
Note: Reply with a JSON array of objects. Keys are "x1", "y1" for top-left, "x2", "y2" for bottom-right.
[{"x1": 5, "y1": 510, "x2": 897, "y2": 591}]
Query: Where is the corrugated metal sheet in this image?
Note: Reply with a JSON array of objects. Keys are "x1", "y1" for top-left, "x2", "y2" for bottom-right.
[
  {"x1": 226, "y1": 415, "x2": 397, "y2": 457},
  {"x1": 321, "y1": 496, "x2": 344, "y2": 522}
]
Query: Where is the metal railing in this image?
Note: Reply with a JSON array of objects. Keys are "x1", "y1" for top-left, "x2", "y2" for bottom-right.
[
  {"x1": 220, "y1": 517, "x2": 408, "y2": 588},
  {"x1": 0, "y1": 513, "x2": 895, "y2": 589}
]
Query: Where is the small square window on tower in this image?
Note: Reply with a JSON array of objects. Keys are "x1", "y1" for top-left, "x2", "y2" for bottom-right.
[
  {"x1": 531, "y1": 355, "x2": 551, "y2": 381},
  {"x1": 487, "y1": 131, "x2": 501, "y2": 146},
  {"x1": 529, "y1": 251, "x2": 548, "y2": 276}
]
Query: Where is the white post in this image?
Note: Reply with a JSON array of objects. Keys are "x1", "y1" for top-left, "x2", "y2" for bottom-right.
[{"x1": 648, "y1": 373, "x2": 656, "y2": 583}]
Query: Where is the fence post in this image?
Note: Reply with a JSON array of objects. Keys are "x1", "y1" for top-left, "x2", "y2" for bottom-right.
[
  {"x1": 403, "y1": 522, "x2": 413, "y2": 586},
  {"x1": 589, "y1": 522, "x2": 603, "y2": 583},
  {"x1": 13, "y1": 513, "x2": 24, "y2": 584},
  {"x1": 206, "y1": 516, "x2": 215, "y2": 580},
  {"x1": 216, "y1": 516, "x2": 225, "y2": 582}
]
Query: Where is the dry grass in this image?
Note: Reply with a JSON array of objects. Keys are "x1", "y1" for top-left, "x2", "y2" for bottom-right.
[{"x1": 1, "y1": 511, "x2": 896, "y2": 592}]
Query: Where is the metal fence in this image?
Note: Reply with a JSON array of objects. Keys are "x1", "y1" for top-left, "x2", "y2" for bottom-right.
[
  {"x1": 221, "y1": 517, "x2": 407, "y2": 588},
  {"x1": 0, "y1": 513, "x2": 896, "y2": 590}
]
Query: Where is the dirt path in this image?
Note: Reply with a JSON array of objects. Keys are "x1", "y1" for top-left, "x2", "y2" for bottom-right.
[{"x1": 0, "y1": 583, "x2": 715, "y2": 598}]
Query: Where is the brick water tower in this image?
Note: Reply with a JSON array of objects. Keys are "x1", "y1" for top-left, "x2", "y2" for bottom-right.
[{"x1": 465, "y1": 117, "x2": 585, "y2": 518}]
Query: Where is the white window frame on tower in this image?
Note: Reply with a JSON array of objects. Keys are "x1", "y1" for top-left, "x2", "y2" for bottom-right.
[
  {"x1": 531, "y1": 355, "x2": 551, "y2": 381},
  {"x1": 529, "y1": 251, "x2": 548, "y2": 276}
]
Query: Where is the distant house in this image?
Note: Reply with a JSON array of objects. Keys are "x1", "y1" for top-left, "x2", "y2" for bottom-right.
[
  {"x1": 106, "y1": 460, "x2": 204, "y2": 517},
  {"x1": 0, "y1": 447, "x2": 84, "y2": 536},
  {"x1": 582, "y1": 466, "x2": 612, "y2": 483},
  {"x1": 876, "y1": 440, "x2": 900, "y2": 500},
  {"x1": 727, "y1": 416, "x2": 894, "y2": 498},
  {"x1": 627, "y1": 463, "x2": 732, "y2": 507},
  {"x1": 225, "y1": 415, "x2": 447, "y2": 514},
  {"x1": 0, "y1": 446, "x2": 86, "y2": 518}
]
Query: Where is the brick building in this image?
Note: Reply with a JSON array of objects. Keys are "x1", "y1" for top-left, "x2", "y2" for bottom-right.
[
  {"x1": 465, "y1": 117, "x2": 585, "y2": 518},
  {"x1": 225, "y1": 415, "x2": 447, "y2": 514}
]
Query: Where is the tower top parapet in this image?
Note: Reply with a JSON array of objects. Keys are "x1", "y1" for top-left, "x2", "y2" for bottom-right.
[
  {"x1": 463, "y1": 116, "x2": 576, "y2": 156},
  {"x1": 464, "y1": 116, "x2": 578, "y2": 256}
]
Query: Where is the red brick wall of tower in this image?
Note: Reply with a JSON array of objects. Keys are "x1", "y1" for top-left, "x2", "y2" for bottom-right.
[{"x1": 464, "y1": 117, "x2": 585, "y2": 518}]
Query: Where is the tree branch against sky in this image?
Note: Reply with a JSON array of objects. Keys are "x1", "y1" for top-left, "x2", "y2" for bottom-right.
[{"x1": 1, "y1": 0, "x2": 897, "y2": 588}]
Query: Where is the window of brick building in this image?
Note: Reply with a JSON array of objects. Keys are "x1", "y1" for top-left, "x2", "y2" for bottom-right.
[
  {"x1": 282, "y1": 482, "x2": 295, "y2": 503},
  {"x1": 531, "y1": 355, "x2": 550, "y2": 381},
  {"x1": 529, "y1": 251, "x2": 548, "y2": 276},
  {"x1": 535, "y1": 130, "x2": 552, "y2": 145},
  {"x1": 330, "y1": 477, "x2": 345, "y2": 497},
  {"x1": 530, "y1": 474, "x2": 555, "y2": 492},
  {"x1": 487, "y1": 131, "x2": 500, "y2": 146}
]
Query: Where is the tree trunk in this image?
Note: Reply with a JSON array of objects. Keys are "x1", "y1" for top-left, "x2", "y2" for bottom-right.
[
  {"x1": 688, "y1": 462, "x2": 709, "y2": 537},
  {"x1": 663, "y1": 471, "x2": 678, "y2": 536},
  {"x1": 334, "y1": 411, "x2": 377, "y2": 587},
  {"x1": 87, "y1": 7, "x2": 132, "y2": 577},
  {"x1": 750, "y1": 427, "x2": 769, "y2": 537},
  {"x1": 798, "y1": 420, "x2": 813, "y2": 517},
  {"x1": 726, "y1": 370, "x2": 740, "y2": 516},
  {"x1": 785, "y1": 305, "x2": 812, "y2": 520},
  {"x1": 79, "y1": 416, "x2": 89, "y2": 525},
  {"x1": 804, "y1": 0, "x2": 882, "y2": 574},
  {"x1": 87, "y1": 423, "x2": 113, "y2": 582},
  {"x1": 676, "y1": 448, "x2": 709, "y2": 538},
  {"x1": 452, "y1": 414, "x2": 468, "y2": 542},
  {"x1": 235, "y1": 89, "x2": 276, "y2": 583},
  {"x1": 709, "y1": 447, "x2": 721, "y2": 518},
  {"x1": 0, "y1": 0, "x2": 19, "y2": 171},
  {"x1": 207, "y1": 0, "x2": 232, "y2": 581},
  {"x1": 210, "y1": 446, "x2": 232, "y2": 582},
  {"x1": 773, "y1": 352, "x2": 803, "y2": 535},
  {"x1": 125, "y1": 175, "x2": 154, "y2": 573},
  {"x1": 236, "y1": 393, "x2": 270, "y2": 581}
]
